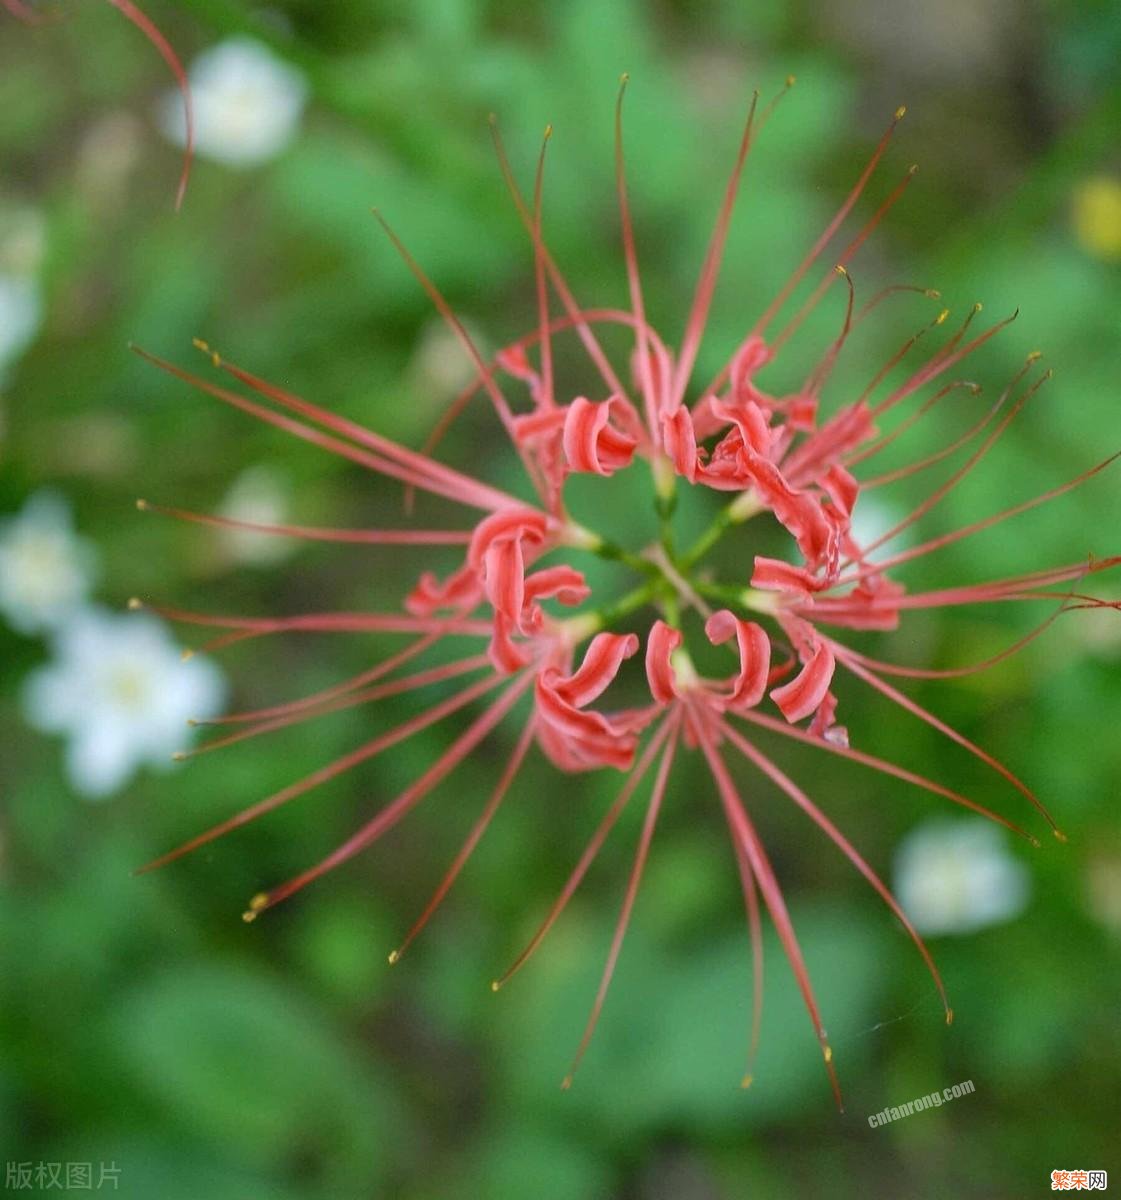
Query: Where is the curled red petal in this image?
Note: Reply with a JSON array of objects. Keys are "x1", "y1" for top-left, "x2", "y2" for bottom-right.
[
  {"x1": 562, "y1": 395, "x2": 639, "y2": 476},
  {"x1": 645, "y1": 620, "x2": 684, "y2": 703},
  {"x1": 771, "y1": 640, "x2": 836, "y2": 723},
  {"x1": 705, "y1": 610, "x2": 771, "y2": 709}
]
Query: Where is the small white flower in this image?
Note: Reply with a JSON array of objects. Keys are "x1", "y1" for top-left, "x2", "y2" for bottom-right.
[
  {"x1": 0, "y1": 491, "x2": 97, "y2": 635},
  {"x1": 894, "y1": 818, "x2": 1030, "y2": 936},
  {"x1": 158, "y1": 37, "x2": 308, "y2": 167},
  {"x1": 0, "y1": 274, "x2": 42, "y2": 374},
  {"x1": 216, "y1": 464, "x2": 294, "y2": 566},
  {"x1": 22, "y1": 607, "x2": 225, "y2": 799}
]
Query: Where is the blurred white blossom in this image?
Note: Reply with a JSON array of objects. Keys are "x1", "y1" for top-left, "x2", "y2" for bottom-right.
[
  {"x1": 894, "y1": 818, "x2": 1030, "y2": 936},
  {"x1": 0, "y1": 275, "x2": 41, "y2": 376},
  {"x1": 158, "y1": 37, "x2": 308, "y2": 167},
  {"x1": 22, "y1": 607, "x2": 225, "y2": 799},
  {"x1": 0, "y1": 491, "x2": 97, "y2": 635},
  {"x1": 216, "y1": 464, "x2": 294, "y2": 567}
]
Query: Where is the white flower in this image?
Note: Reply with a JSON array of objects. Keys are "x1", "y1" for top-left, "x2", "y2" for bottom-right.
[
  {"x1": 0, "y1": 491, "x2": 97, "y2": 635},
  {"x1": 0, "y1": 274, "x2": 42, "y2": 375},
  {"x1": 216, "y1": 464, "x2": 294, "y2": 566},
  {"x1": 894, "y1": 818, "x2": 1030, "y2": 936},
  {"x1": 158, "y1": 37, "x2": 308, "y2": 167},
  {"x1": 22, "y1": 607, "x2": 225, "y2": 799}
]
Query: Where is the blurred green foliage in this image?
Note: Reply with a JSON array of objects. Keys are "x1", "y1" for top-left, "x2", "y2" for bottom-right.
[{"x1": 1, "y1": 1, "x2": 1120, "y2": 1197}]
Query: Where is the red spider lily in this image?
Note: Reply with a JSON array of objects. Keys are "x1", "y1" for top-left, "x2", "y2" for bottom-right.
[
  {"x1": 6, "y1": 0, "x2": 193, "y2": 208},
  {"x1": 130, "y1": 76, "x2": 1120, "y2": 1108}
]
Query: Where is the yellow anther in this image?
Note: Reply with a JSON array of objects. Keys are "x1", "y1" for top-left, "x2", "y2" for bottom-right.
[
  {"x1": 1026, "y1": 349, "x2": 1043, "y2": 363},
  {"x1": 135, "y1": 498, "x2": 149, "y2": 511},
  {"x1": 894, "y1": 104, "x2": 907, "y2": 120},
  {"x1": 490, "y1": 979, "x2": 501, "y2": 993},
  {"x1": 180, "y1": 648, "x2": 194, "y2": 662},
  {"x1": 945, "y1": 1008, "x2": 954, "y2": 1026},
  {"x1": 823, "y1": 1043, "x2": 833, "y2": 1063},
  {"x1": 170, "y1": 751, "x2": 186, "y2": 762},
  {"x1": 127, "y1": 597, "x2": 142, "y2": 610},
  {"x1": 834, "y1": 264, "x2": 848, "y2": 276},
  {"x1": 1054, "y1": 829, "x2": 1068, "y2": 843},
  {"x1": 786, "y1": 74, "x2": 796, "y2": 87},
  {"x1": 387, "y1": 950, "x2": 400, "y2": 965},
  {"x1": 741, "y1": 1074, "x2": 754, "y2": 1089},
  {"x1": 936, "y1": 308, "x2": 950, "y2": 325}
]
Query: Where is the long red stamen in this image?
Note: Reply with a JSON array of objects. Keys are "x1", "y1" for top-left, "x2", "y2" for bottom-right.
[
  {"x1": 731, "y1": 835, "x2": 764, "y2": 1089},
  {"x1": 561, "y1": 714, "x2": 680, "y2": 1088},
  {"x1": 177, "y1": 654, "x2": 492, "y2": 760},
  {"x1": 490, "y1": 716, "x2": 674, "y2": 991},
  {"x1": 242, "y1": 672, "x2": 534, "y2": 916},
  {"x1": 770, "y1": 163, "x2": 917, "y2": 356},
  {"x1": 733, "y1": 105, "x2": 906, "y2": 358},
  {"x1": 615, "y1": 74, "x2": 658, "y2": 438},
  {"x1": 732, "y1": 707, "x2": 1037, "y2": 842},
  {"x1": 668, "y1": 89, "x2": 760, "y2": 411},
  {"x1": 136, "y1": 669, "x2": 511, "y2": 874},
  {"x1": 136, "y1": 498, "x2": 472, "y2": 545},
  {"x1": 854, "y1": 358, "x2": 1050, "y2": 561},
  {"x1": 836, "y1": 451, "x2": 1121, "y2": 587},
  {"x1": 104, "y1": 0, "x2": 193, "y2": 209},
  {"x1": 489, "y1": 117, "x2": 630, "y2": 403},
  {"x1": 720, "y1": 721, "x2": 952, "y2": 1024},
  {"x1": 131, "y1": 346, "x2": 519, "y2": 513},
  {"x1": 389, "y1": 717, "x2": 537, "y2": 965},
  {"x1": 697, "y1": 722, "x2": 844, "y2": 1110},
  {"x1": 834, "y1": 649, "x2": 1064, "y2": 839}
]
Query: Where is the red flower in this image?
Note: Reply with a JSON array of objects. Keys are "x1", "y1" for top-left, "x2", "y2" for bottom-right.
[{"x1": 131, "y1": 78, "x2": 1119, "y2": 1106}]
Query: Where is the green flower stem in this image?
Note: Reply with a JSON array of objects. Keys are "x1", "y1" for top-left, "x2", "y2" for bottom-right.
[{"x1": 680, "y1": 490, "x2": 764, "y2": 570}]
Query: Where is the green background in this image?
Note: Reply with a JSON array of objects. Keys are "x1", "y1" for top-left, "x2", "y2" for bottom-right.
[{"x1": 2, "y1": 1, "x2": 1119, "y2": 1196}]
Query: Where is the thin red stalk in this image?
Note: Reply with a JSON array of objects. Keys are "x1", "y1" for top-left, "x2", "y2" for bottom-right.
[
  {"x1": 132, "y1": 346, "x2": 516, "y2": 513},
  {"x1": 769, "y1": 164, "x2": 917, "y2": 356},
  {"x1": 833, "y1": 649, "x2": 1064, "y2": 839},
  {"x1": 243, "y1": 671, "x2": 534, "y2": 916},
  {"x1": 843, "y1": 379, "x2": 980, "y2": 473},
  {"x1": 137, "y1": 498, "x2": 471, "y2": 544},
  {"x1": 859, "y1": 383, "x2": 1005, "y2": 489},
  {"x1": 105, "y1": 0, "x2": 193, "y2": 209},
  {"x1": 669, "y1": 91, "x2": 760, "y2": 410},
  {"x1": 733, "y1": 707, "x2": 1036, "y2": 843},
  {"x1": 488, "y1": 116, "x2": 629, "y2": 401},
  {"x1": 561, "y1": 716, "x2": 680, "y2": 1088},
  {"x1": 835, "y1": 452, "x2": 1121, "y2": 587},
  {"x1": 854, "y1": 361, "x2": 1049, "y2": 561},
  {"x1": 720, "y1": 721, "x2": 951, "y2": 1023},
  {"x1": 491, "y1": 716, "x2": 674, "y2": 990},
  {"x1": 197, "y1": 633, "x2": 440, "y2": 727},
  {"x1": 133, "y1": 601, "x2": 490, "y2": 637},
  {"x1": 178, "y1": 654, "x2": 492, "y2": 759},
  {"x1": 533, "y1": 125, "x2": 555, "y2": 411},
  {"x1": 801, "y1": 265, "x2": 856, "y2": 397},
  {"x1": 389, "y1": 716, "x2": 538, "y2": 964},
  {"x1": 371, "y1": 210, "x2": 518, "y2": 431},
  {"x1": 615, "y1": 75, "x2": 657, "y2": 438},
  {"x1": 824, "y1": 597, "x2": 1072, "y2": 680},
  {"x1": 199, "y1": 344, "x2": 523, "y2": 512},
  {"x1": 869, "y1": 307, "x2": 1018, "y2": 420},
  {"x1": 697, "y1": 721, "x2": 844, "y2": 1110},
  {"x1": 135, "y1": 670, "x2": 511, "y2": 875},
  {"x1": 731, "y1": 835, "x2": 764, "y2": 1088},
  {"x1": 703, "y1": 105, "x2": 905, "y2": 390}
]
